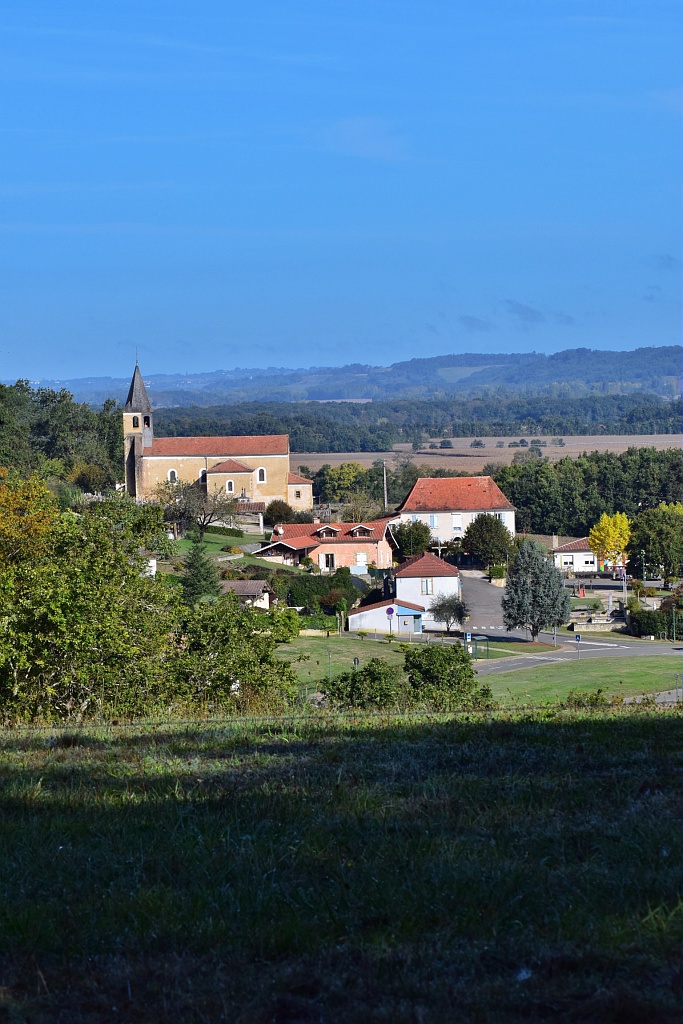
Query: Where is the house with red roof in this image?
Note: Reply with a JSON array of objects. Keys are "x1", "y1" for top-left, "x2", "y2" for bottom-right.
[
  {"x1": 552, "y1": 537, "x2": 605, "y2": 574},
  {"x1": 396, "y1": 476, "x2": 515, "y2": 544},
  {"x1": 347, "y1": 551, "x2": 462, "y2": 634},
  {"x1": 253, "y1": 518, "x2": 396, "y2": 574},
  {"x1": 122, "y1": 362, "x2": 313, "y2": 509}
]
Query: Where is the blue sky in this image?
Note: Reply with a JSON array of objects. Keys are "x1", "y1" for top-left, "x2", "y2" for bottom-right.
[{"x1": 0, "y1": 0, "x2": 680, "y2": 379}]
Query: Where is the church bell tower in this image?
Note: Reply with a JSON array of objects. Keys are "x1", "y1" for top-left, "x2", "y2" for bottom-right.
[{"x1": 123, "y1": 362, "x2": 153, "y2": 497}]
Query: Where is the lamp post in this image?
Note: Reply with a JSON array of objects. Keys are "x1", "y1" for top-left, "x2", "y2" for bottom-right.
[{"x1": 641, "y1": 549, "x2": 646, "y2": 583}]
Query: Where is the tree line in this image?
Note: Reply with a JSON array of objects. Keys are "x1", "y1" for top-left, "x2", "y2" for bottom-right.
[{"x1": 155, "y1": 393, "x2": 682, "y2": 452}]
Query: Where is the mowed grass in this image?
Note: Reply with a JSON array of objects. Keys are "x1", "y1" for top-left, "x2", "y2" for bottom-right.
[
  {"x1": 488, "y1": 655, "x2": 680, "y2": 704},
  {"x1": 0, "y1": 710, "x2": 682, "y2": 1021},
  {"x1": 278, "y1": 634, "x2": 519, "y2": 689}
]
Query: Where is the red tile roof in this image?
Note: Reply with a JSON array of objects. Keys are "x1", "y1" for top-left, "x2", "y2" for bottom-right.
[
  {"x1": 553, "y1": 537, "x2": 591, "y2": 553},
  {"x1": 270, "y1": 519, "x2": 394, "y2": 544},
  {"x1": 348, "y1": 597, "x2": 425, "y2": 616},
  {"x1": 288, "y1": 472, "x2": 312, "y2": 485},
  {"x1": 144, "y1": 434, "x2": 289, "y2": 456},
  {"x1": 207, "y1": 459, "x2": 254, "y2": 474},
  {"x1": 398, "y1": 476, "x2": 515, "y2": 513},
  {"x1": 234, "y1": 501, "x2": 266, "y2": 513},
  {"x1": 394, "y1": 551, "x2": 460, "y2": 578}
]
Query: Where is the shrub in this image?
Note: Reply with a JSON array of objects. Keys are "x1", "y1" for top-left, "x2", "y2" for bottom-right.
[
  {"x1": 321, "y1": 658, "x2": 409, "y2": 710},
  {"x1": 565, "y1": 688, "x2": 609, "y2": 708},
  {"x1": 630, "y1": 608, "x2": 678, "y2": 637},
  {"x1": 403, "y1": 643, "x2": 493, "y2": 710},
  {"x1": 489, "y1": 565, "x2": 505, "y2": 579},
  {"x1": 204, "y1": 526, "x2": 244, "y2": 538}
]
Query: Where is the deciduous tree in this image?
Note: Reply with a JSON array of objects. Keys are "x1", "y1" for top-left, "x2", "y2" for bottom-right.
[
  {"x1": 392, "y1": 520, "x2": 432, "y2": 558},
  {"x1": 429, "y1": 595, "x2": 469, "y2": 633},
  {"x1": 462, "y1": 513, "x2": 513, "y2": 570},
  {"x1": 403, "y1": 643, "x2": 491, "y2": 709},
  {"x1": 588, "y1": 511, "x2": 631, "y2": 568},
  {"x1": 627, "y1": 503, "x2": 683, "y2": 580}
]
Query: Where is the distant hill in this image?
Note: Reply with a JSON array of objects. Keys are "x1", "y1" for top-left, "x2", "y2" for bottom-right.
[{"x1": 16, "y1": 346, "x2": 682, "y2": 406}]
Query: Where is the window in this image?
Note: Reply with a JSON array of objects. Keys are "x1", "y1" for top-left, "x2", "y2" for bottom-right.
[
  {"x1": 199, "y1": 469, "x2": 207, "y2": 484},
  {"x1": 429, "y1": 515, "x2": 439, "y2": 529},
  {"x1": 226, "y1": 480, "x2": 234, "y2": 493},
  {"x1": 167, "y1": 469, "x2": 177, "y2": 484},
  {"x1": 295, "y1": 490, "x2": 301, "y2": 499},
  {"x1": 451, "y1": 513, "x2": 462, "y2": 532},
  {"x1": 257, "y1": 468, "x2": 266, "y2": 484},
  {"x1": 356, "y1": 551, "x2": 367, "y2": 566},
  {"x1": 324, "y1": 553, "x2": 335, "y2": 570},
  {"x1": 132, "y1": 416, "x2": 139, "y2": 428},
  {"x1": 143, "y1": 416, "x2": 150, "y2": 428},
  {"x1": 420, "y1": 578, "x2": 434, "y2": 595}
]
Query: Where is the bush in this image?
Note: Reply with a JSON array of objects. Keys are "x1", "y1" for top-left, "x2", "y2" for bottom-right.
[
  {"x1": 321, "y1": 658, "x2": 409, "y2": 710},
  {"x1": 630, "y1": 608, "x2": 678, "y2": 637},
  {"x1": 264, "y1": 500, "x2": 295, "y2": 527},
  {"x1": 489, "y1": 565, "x2": 505, "y2": 579},
  {"x1": 565, "y1": 688, "x2": 609, "y2": 708},
  {"x1": 403, "y1": 643, "x2": 493, "y2": 710},
  {"x1": 204, "y1": 526, "x2": 244, "y2": 538}
]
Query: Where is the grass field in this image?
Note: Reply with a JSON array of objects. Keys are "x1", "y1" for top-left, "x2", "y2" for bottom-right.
[
  {"x1": 488, "y1": 655, "x2": 679, "y2": 704},
  {"x1": 277, "y1": 635, "x2": 520, "y2": 689},
  {"x1": 0, "y1": 709, "x2": 681, "y2": 1021}
]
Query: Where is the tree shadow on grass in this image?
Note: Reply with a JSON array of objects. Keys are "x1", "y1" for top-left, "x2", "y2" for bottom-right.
[{"x1": 0, "y1": 711, "x2": 682, "y2": 1022}]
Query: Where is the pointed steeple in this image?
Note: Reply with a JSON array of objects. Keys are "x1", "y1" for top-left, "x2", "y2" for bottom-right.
[{"x1": 124, "y1": 362, "x2": 152, "y2": 413}]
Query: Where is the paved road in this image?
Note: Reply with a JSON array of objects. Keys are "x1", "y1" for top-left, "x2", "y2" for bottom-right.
[{"x1": 460, "y1": 568, "x2": 683, "y2": 677}]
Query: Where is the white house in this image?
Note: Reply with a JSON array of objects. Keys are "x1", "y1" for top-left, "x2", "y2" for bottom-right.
[
  {"x1": 394, "y1": 551, "x2": 462, "y2": 631},
  {"x1": 347, "y1": 551, "x2": 462, "y2": 634},
  {"x1": 219, "y1": 579, "x2": 274, "y2": 609},
  {"x1": 552, "y1": 538, "x2": 625, "y2": 575},
  {"x1": 347, "y1": 597, "x2": 426, "y2": 635},
  {"x1": 395, "y1": 476, "x2": 516, "y2": 544}
]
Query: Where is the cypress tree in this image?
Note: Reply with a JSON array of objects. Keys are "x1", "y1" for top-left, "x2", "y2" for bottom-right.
[
  {"x1": 502, "y1": 539, "x2": 570, "y2": 640},
  {"x1": 180, "y1": 540, "x2": 221, "y2": 607}
]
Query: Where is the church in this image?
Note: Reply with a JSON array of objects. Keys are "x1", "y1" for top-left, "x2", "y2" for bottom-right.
[{"x1": 122, "y1": 363, "x2": 313, "y2": 510}]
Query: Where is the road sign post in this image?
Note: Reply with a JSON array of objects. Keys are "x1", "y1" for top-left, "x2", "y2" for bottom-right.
[
  {"x1": 575, "y1": 633, "x2": 581, "y2": 660},
  {"x1": 386, "y1": 606, "x2": 394, "y2": 635}
]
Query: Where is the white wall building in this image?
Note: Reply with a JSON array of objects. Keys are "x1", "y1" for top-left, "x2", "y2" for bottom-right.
[
  {"x1": 395, "y1": 551, "x2": 462, "y2": 631},
  {"x1": 396, "y1": 476, "x2": 516, "y2": 544}
]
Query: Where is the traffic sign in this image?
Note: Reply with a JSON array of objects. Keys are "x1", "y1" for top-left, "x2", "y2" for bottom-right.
[
  {"x1": 465, "y1": 632, "x2": 472, "y2": 642},
  {"x1": 575, "y1": 634, "x2": 581, "y2": 643},
  {"x1": 386, "y1": 607, "x2": 394, "y2": 616}
]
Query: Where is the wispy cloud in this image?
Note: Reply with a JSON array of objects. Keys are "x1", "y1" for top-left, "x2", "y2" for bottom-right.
[
  {"x1": 504, "y1": 300, "x2": 574, "y2": 330},
  {"x1": 653, "y1": 253, "x2": 681, "y2": 271},
  {"x1": 321, "y1": 117, "x2": 406, "y2": 161},
  {"x1": 459, "y1": 315, "x2": 495, "y2": 333}
]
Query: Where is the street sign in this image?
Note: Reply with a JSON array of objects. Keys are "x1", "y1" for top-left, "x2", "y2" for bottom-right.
[
  {"x1": 465, "y1": 632, "x2": 472, "y2": 642},
  {"x1": 575, "y1": 634, "x2": 581, "y2": 642},
  {"x1": 386, "y1": 607, "x2": 394, "y2": 616}
]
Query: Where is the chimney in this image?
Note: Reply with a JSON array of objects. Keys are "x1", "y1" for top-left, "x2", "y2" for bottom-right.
[
  {"x1": 313, "y1": 517, "x2": 320, "y2": 524},
  {"x1": 552, "y1": 533, "x2": 558, "y2": 548}
]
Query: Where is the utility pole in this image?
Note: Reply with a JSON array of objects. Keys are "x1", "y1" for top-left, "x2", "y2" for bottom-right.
[{"x1": 382, "y1": 460, "x2": 388, "y2": 512}]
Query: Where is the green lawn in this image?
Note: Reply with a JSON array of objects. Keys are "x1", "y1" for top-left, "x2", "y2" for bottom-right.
[
  {"x1": 488, "y1": 655, "x2": 679, "y2": 704},
  {"x1": 277, "y1": 634, "x2": 519, "y2": 688},
  {"x1": 0, "y1": 709, "x2": 681, "y2": 1021}
]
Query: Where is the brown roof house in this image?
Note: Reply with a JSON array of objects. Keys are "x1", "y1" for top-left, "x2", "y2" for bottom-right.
[
  {"x1": 396, "y1": 476, "x2": 515, "y2": 544},
  {"x1": 219, "y1": 580, "x2": 275, "y2": 610},
  {"x1": 253, "y1": 518, "x2": 397, "y2": 574},
  {"x1": 122, "y1": 363, "x2": 313, "y2": 509},
  {"x1": 347, "y1": 551, "x2": 461, "y2": 634}
]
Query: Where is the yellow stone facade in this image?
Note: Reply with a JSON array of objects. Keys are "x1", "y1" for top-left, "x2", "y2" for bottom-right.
[{"x1": 122, "y1": 364, "x2": 313, "y2": 509}]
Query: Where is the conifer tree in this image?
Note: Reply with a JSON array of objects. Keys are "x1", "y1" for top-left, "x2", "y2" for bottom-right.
[
  {"x1": 181, "y1": 540, "x2": 220, "y2": 606},
  {"x1": 502, "y1": 539, "x2": 570, "y2": 641}
]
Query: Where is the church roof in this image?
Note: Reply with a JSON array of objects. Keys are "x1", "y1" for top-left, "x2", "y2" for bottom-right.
[
  {"x1": 124, "y1": 364, "x2": 153, "y2": 414},
  {"x1": 143, "y1": 435, "x2": 289, "y2": 456}
]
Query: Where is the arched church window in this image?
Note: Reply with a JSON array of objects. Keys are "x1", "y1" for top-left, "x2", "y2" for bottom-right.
[
  {"x1": 143, "y1": 416, "x2": 150, "y2": 428},
  {"x1": 132, "y1": 416, "x2": 139, "y2": 428},
  {"x1": 200, "y1": 469, "x2": 207, "y2": 484},
  {"x1": 226, "y1": 480, "x2": 234, "y2": 493},
  {"x1": 168, "y1": 469, "x2": 178, "y2": 484},
  {"x1": 257, "y1": 468, "x2": 266, "y2": 484}
]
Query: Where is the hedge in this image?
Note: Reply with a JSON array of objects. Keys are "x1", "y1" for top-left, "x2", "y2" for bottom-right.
[{"x1": 629, "y1": 609, "x2": 680, "y2": 638}]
